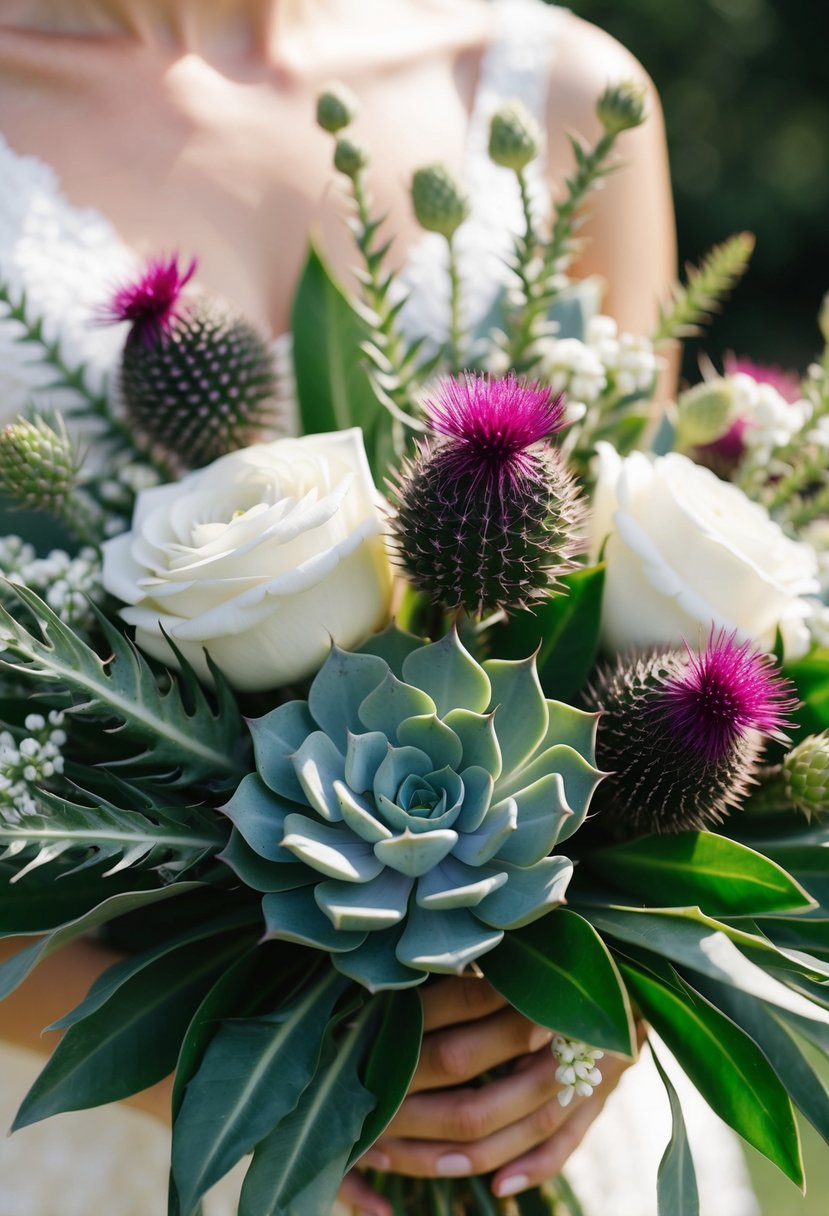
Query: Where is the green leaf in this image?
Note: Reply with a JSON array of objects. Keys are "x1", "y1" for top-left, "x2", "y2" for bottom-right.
[
  {"x1": 0, "y1": 582, "x2": 249, "y2": 787},
  {"x1": 13, "y1": 931, "x2": 246, "y2": 1128},
  {"x1": 291, "y1": 242, "x2": 392, "y2": 482},
  {"x1": 0, "y1": 789, "x2": 227, "y2": 882},
  {"x1": 691, "y1": 973, "x2": 829, "y2": 1148},
  {"x1": 239, "y1": 1003, "x2": 377, "y2": 1216},
  {"x1": 0, "y1": 880, "x2": 202, "y2": 1000},
  {"x1": 0, "y1": 860, "x2": 166, "y2": 934},
  {"x1": 651, "y1": 1046, "x2": 699, "y2": 1216},
  {"x1": 172, "y1": 965, "x2": 348, "y2": 1215},
  {"x1": 587, "y1": 832, "x2": 813, "y2": 917},
  {"x1": 490, "y1": 565, "x2": 606, "y2": 702},
  {"x1": 481, "y1": 908, "x2": 635, "y2": 1055},
  {"x1": 620, "y1": 961, "x2": 804, "y2": 1186},
  {"x1": 348, "y1": 988, "x2": 424, "y2": 1166}
]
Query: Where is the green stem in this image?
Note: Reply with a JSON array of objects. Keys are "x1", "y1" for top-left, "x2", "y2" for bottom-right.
[{"x1": 447, "y1": 233, "x2": 464, "y2": 372}]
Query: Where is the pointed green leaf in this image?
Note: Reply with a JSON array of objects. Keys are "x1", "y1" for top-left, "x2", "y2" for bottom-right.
[
  {"x1": 308, "y1": 646, "x2": 389, "y2": 752},
  {"x1": 481, "y1": 908, "x2": 635, "y2": 1055},
  {"x1": 348, "y1": 988, "x2": 424, "y2": 1165},
  {"x1": 650, "y1": 1046, "x2": 699, "y2": 1216},
  {"x1": 484, "y1": 656, "x2": 548, "y2": 775},
  {"x1": 402, "y1": 630, "x2": 491, "y2": 717}
]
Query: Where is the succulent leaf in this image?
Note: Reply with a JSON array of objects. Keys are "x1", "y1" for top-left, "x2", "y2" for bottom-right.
[{"x1": 226, "y1": 628, "x2": 602, "y2": 986}]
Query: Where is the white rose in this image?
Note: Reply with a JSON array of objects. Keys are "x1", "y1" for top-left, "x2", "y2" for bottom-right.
[
  {"x1": 590, "y1": 444, "x2": 820, "y2": 658},
  {"x1": 101, "y1": 429, "x2": 392, "y2": 691}
]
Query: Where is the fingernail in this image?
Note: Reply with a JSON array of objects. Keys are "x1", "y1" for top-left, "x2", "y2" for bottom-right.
[
  {"x1": 361, "y1": 1148, "x2": 391, "y2": 1170},
  {"x1": 495, "y1": 1173, "x2": 530, "y2": 1197},
  {"x1": 530, "y1": 1026, "x2": 554, "y2": 1052},
  {"x1": 436, "y1": 1152, "x2": 473, "y2": 1176}
]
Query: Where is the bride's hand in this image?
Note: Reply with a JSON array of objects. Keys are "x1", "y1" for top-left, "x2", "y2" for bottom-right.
[{"x1": 338, "y1": 975, "x2": 643, "y2": 1215}]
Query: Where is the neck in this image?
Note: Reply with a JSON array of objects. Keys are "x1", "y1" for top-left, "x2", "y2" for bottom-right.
[{"x1": 12, "y1": 0, "x2": 339, "y2": 51}]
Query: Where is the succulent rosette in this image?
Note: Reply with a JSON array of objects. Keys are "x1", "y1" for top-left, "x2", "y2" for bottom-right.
[{"x1": 220, "y1": 627, "x2": 603, "y2": 989}]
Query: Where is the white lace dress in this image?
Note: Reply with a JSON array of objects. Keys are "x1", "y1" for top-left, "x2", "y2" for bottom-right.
[{"x1": 0, "y1": 3, "x2": 760, "y2": 1213}]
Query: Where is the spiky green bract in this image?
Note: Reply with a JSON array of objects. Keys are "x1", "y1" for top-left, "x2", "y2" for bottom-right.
[
  {"x1": 223, "y1": 628, "x2": 603, "y2": 989},
  {"x1": 784, "y1": 732, "x2": 829, "y2": 820},
  {"x1": 411, "y1": 165, "x2": 470, "y2": 238},
  {"x1": 583, "y1": 649, "x2": 766, "y2": 839},
  {"x1": 390, "y1": 376, "x2": 583, "y2": 615},
  {"x1": 488, "y1": 100, "x2": 542, "y2": 171},
  {"x1": 120, "y1": 295, "x2": 278, "y2": 469},
  {"x1": 596, "y1": 80, "x2": 648, "y2": 136},
  {"x1": 652, "y1": 233, "x2": 755, "y2": 347}
]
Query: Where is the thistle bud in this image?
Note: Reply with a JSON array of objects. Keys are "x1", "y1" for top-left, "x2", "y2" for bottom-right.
[
  {"x1": 334, "y1": 136, "x2": 370, "y2": 178},
  {"x1": 784, "y1": 732, "x2": 829, "y2": 820},
  {"x1": 316, "y1": 82, "x2": 358, "y2": 133},
  {"x1": 675, "y1": 378, "x2": 735, "y2": 448},
  {"x1": 411, "y1": 164, "x2": 470, "y2": 238},
  {"x1": 596, "y1": 80, "x2": 648, "y2": 136},
  {"x1": 0, "y1": 415, "x2": 81, "y2": 512},
  {"x1": 583, "y1": 634, "x2": 797, "y2": 839},
  {"x1": 390, "y1": 373, "x2": 583, "y2": 615},
  {"x1": 488, "y1": 99, "x2": 543, "y2": 171},
  {"x1": 103, "y1": 255, "x2": 278, "y2": 469}
]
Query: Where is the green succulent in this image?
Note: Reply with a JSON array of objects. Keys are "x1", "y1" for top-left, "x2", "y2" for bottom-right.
[{"x1": 221, "y1": 627, "x2": 603, "y2": 990}]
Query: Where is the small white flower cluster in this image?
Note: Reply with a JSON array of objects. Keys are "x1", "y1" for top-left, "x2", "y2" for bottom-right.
[
  {"x1": 0, "y1": 535, "x2": 103, "y2": 630},
  {"x1": 537, "y1": 315, "x2": 659, "y2": 423},
  {"x1": 0, "y1": 711, "x2": 67, "y2": 822},
  {"x1": 731, "y1": 373, "x2": 811, "y2": 460},
  {"x1": 98, "y1": 461, "x2": 163, "y2": 536},
  {"x1": 552, "y1": 1035, "x2": 604, "y2": 1107}
]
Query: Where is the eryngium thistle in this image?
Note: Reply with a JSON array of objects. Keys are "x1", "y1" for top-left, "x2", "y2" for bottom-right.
[
  {"x1": 0, "y1": 415, "x2": 81, "y2": 512},
  {"x1": 488, "y1": 99, "x2": 543, "y2": 171},
  {"x1": 784, "y1": 732, "x2": 829, "y2": 820},
  {"x1": 583, "y1": 634, "x2": 796, "y2": 838},
  {"x1": 596, "y1": 80, "x2": 648, "y2": 136},
  {"x1": 316, "y1": 82, "x2": 358, "y2": 133},
  {"x1": 107, "y1": 256, "x2": 278, "y2": 469},
  {"x1": 411, "y1": 164, "x2": 470, "y2": 238},
  {"x1": 390, "y1": 374, "x2": 583, "y2": 615}
]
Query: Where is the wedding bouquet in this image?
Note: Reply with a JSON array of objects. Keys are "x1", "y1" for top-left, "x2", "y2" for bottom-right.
[{"x1": 1, "y1": 78, "x2": 829, "y2": 1216}]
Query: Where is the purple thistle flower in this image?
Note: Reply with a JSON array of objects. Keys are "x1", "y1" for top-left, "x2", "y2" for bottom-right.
[
  {"x1": 659, "y1": 632, "x2": 797, "y2": 764},
  {"x1": 102, "y1": 254, "x2": 197, "y2": 342},
  {"x1": 426, "y1": 372, "x2": 566, "y2": 492}
]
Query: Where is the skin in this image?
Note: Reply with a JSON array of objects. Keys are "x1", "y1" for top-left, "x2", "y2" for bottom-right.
[{"x1": 0, "y1": 2, "x2": 673, "y2": 1210}]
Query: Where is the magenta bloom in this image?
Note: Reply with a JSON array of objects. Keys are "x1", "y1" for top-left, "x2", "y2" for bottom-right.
[
  {"x1": 426, "y1": 373, "x2": 566, "y2": 492},
  {"x1": 724, "y1": 355, "x2": 802, "y2": 405},
  {"x1": 103, "y1": 254, "x2": 197, "y2": 341},
  {"x1": 659, "y1": 633, "x2": 797, "y2": 764}
]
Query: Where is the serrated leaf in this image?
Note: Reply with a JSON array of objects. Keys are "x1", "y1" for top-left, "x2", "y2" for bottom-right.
[{"x1": 0, "y1": 582, "x2": 249, "y2": 787}]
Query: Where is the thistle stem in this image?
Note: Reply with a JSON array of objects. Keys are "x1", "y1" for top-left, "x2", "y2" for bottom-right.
[{"x1": 447, "y1": 233, "x2": 464, "y2": 372}]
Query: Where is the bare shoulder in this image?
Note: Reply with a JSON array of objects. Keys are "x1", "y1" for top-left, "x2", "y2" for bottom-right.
[{"x1": 546, "y1": 10, "x2": 659, "y2": 140}]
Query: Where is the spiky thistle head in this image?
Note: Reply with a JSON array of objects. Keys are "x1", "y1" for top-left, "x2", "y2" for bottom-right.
[
  {"x1": 488, "y1": 99, "x2": 542, "y2": 171},
  {"x1": 582, "y1": 633, "x2": 797, "y2": 839},
  {"x1": 316, "y1": 82, "x2": 359, "y2": 133},
  {"x1": 784, "y1": 731, "x2": 829, "y2": 821},
  {"x1": 411, "y1": 164, "x2": 470, "y2": 239},
  {"x1": 596, "y1": 80, "x2": 648, "y2": 136},
  {"x1": 103, "y1": 255, "x2": 279, "y2": 469},
  {"x1": 0, "y1": 414, "x2": 82, "y2": 511},
  {"x1": 390, "y1": 373, "x2": 583, "y2": 615},
  {"x1": 103, "y1": 254, "x2": 196, "y2": 344}
]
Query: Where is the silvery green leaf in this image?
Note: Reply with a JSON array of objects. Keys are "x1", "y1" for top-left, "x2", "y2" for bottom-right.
[
  {"x1": 308, "y1": 646, "x2": 388, "y2": 751},
  {"x1": 356, "y1": 623, "x2": 423, "y2": 678},
  {"x1": 453, "y1": 798, "x2": 518, "y2": 866},
  {"x1": 262, "y1": 887, "x2": 367, "y2": 952},
  {"x1": 476, "y1": 856, "x2": 574, "y2": 930},
  {"x1": 221, "y1": 773, "x2": 297, "y2": 862},
  {"x1": 397, "y1": 714, "x2": 463, "y2": 771},
  {"x1": 248, "y1": 701, "x2": 317, "y2": 802},
  {"x1": 332, "y1": 927, "x2": 427, "y2": 991},
  {"x1": 344, "y1": 730, "x2": 388, "y2": 794},
  {"x1": 496, "y1": 743, "x2": 604, "y2": 819},
  {"x1": 454, "y1": 766, "x2": 494, "y2": 833},
  {"x1": 401, "y1": 628, "x2": 491, "y2": 717},
  {"x1": 315, "y1": 869, "x2": 413, "y2": 931},
  {"x1": 281, "y1": 815, "x2": 384, "y2": 882},
  {"x1": 334, "y1": 781, "x2": 391, "y2": 843},
  {"x1": 395, "y1": 904, "x2": 503, "y2": 973},
  {"x1": 291, "y1": 731, "x2": 346, "y2": 822},
  {"x1": 373, "y1": 745, "x2": 432, "y2": 802},
  {"x1": 539, "y1": 701, "x2": 601, "y2": 766},
  {"x1": 493, "y1": 774, "x2": 572, "y2": 866},
  {"x1": 374, "y1": 827, "x2": 458, "y2": 877},
  {"x1": 218, "y1": 830, "x2": 313, "y2": 893},
  {"x1": 358, "y1": 671, "x2": 436, "y2": 742},
  {"x1": 443, "y1": 709, "x2": 502, "y2": 778},
  {"x1": 416, "y1": 856, "x2": 508, "y2": 909},
  {"x1": 484, "y1": 655, "x2": 549, "y2": 775}
]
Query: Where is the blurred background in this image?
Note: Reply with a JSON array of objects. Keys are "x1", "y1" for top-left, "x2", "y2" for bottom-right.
[{"x1": 561, "y1": 0, "x2": 828, "y2": 382}]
